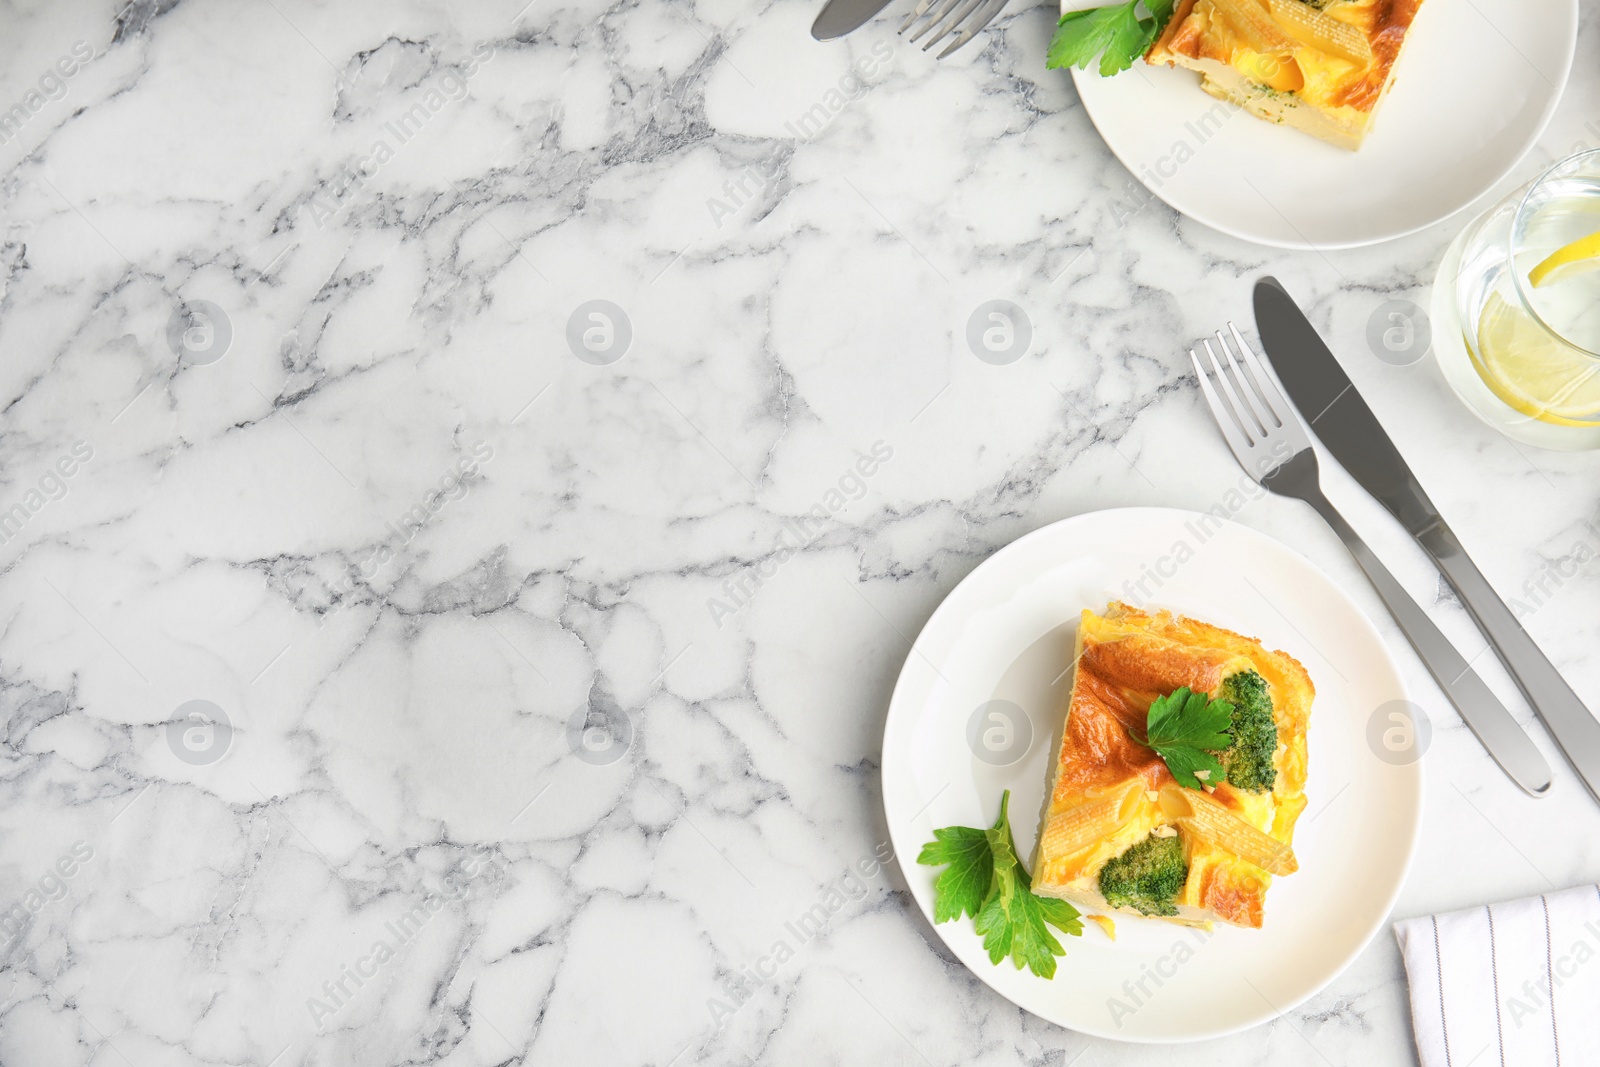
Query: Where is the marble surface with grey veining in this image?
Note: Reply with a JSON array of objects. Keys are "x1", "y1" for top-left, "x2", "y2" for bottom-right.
[{"x1": 0, "y1": 0, "x2": 1598, "y2": 1063}]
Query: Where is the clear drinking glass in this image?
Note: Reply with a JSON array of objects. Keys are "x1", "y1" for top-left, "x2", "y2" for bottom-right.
[{"x1": 1432, "y1": 149, "x2": 1600, "y2": 451}]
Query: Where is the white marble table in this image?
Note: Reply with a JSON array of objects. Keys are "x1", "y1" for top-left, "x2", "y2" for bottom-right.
[{"x1": 1, "y1": 1, "x2": 1597, "y2": 1064}]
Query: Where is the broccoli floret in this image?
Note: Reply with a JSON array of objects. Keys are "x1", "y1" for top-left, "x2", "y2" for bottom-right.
[
  {"x1": 1098, "y1": 832, "x2": 1187, "y2": 917},
  {"x1": 1217, "y1": 670, "x2": 1278, "y2": 793}
]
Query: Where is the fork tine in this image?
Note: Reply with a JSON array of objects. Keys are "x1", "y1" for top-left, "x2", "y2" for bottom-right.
[
  {"x1": 1226, "y1": 321, "x2": 1291, "y2": 428},
  {"x1": 922, "y1": 0, "x2": 986, "y2": 49},
  {"x1": 1218, "y1": 326, "x2": 1281, "y2": 430},
  {"x1": 1202, "y1": 337, "x2": 1267, "y2": 439},
  {"x1": 1212, "y1": 331, "x2": 1270, "y2": 436},
  {"x1": 935, "y1": 0, "x2": 1008, "y2": 56},
  {"x1": 907, "y1": 0, "x2": 964, "y2": 40},
  {"x1": 1188, "y1": 346, "x2": 1257, "y2": 457},
  {"x1": 899, "y1": 0, "x2": 936, "y2": 33}
]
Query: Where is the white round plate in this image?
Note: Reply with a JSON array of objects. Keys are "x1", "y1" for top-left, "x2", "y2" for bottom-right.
[
  {"x1": 881, "y1": 508, "x2": 1423, "y2": 1042},
  {"x1": 1070, "y1": 0, "x2": 1578, "y2": 249}
]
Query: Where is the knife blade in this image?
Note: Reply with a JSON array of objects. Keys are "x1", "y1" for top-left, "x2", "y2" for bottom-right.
[
  {"x1": 811, "y1": 0, "x2": 893, "y2": 39},
  {"x1": 1254, "y1": 275, "x2": 1600, "y2": 805}
]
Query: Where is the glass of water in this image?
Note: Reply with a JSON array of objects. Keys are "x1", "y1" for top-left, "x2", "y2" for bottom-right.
[{"x1": 1433, "y1": 149, "x2": 1600, "y2": 451}]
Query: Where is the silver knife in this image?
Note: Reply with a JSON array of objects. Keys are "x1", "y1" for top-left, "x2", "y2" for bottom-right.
[
  {"x1": 811, "y1": 0, "x2": 893, "y2": 39},
  {"x1": 1254, "y1": 276, "x2": 1600, "y2": 804}
]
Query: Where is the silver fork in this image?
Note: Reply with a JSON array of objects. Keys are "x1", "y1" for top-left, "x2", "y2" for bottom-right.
[
  {"x1": 1189, "y1": 323, "x2": 1552, "y2": 796},
  {"x1": 898, "y1": 0, "x2": 1009, "y2": 58}
]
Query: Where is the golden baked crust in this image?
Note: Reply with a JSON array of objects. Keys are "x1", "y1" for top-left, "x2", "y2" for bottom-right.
[
  {"x1": 1146, "y1": 0, "x2": 1426, "y2": 149},
  {"x1": 1032, "y1": 602, "x2": 1314, "y2": 928}
]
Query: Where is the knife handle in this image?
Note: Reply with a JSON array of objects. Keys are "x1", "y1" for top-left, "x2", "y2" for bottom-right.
[
  {"x1": 1304, "y1": 495, "x2": 1554, "y2": 795},
  {"x1": 1419, "y1": 521, "x2": 1600, "y2": 804}
]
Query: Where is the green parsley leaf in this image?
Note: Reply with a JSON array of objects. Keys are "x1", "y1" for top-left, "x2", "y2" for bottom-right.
[
  {"x1": 1035, "y1": 893, "x2": 1086, "y2": 938},
  {"x1": 1045, "y1": 0, "x2": 1176, "y2": 78},
  {"x1": 920, "y1": 791, "x2": 1084, "y2": 979},
  {"x1": 1144, "y1": 686, "x2": 1234, "y2": 790},
  {"x1": 973, "y1": 791, "x2": 1083, "y2": 979},
  {"x1": 917, "y1": 826, "x2": 992, "y2": 923}
]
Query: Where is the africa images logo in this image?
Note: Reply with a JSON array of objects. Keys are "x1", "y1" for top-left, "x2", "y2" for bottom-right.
[{"x1": 165, "y1": 699, "x2": 232, "y2": 766}]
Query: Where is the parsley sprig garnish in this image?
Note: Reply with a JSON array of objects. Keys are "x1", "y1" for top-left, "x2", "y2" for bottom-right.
[
  {"x1": 918, "y1": 790, "x2": 1083, "y2": 979},
  {"x1": 1141, "y1": 686, "x2": 1235, "y2": 790},
  {"x1": 1045, "y1": 0, "x2": 1177, "y2": 77}
]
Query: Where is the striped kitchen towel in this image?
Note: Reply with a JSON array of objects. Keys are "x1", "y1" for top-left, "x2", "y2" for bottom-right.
[{"x1": 1394, "y1": 885, "x2": 1600, "y2": 1067}]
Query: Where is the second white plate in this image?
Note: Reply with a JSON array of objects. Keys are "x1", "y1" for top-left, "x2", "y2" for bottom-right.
[
  {"x1": 1070, "y1": 0, "x2": 1578, "y2": 249},
  {"x1": 881, "y1": 508, "x2": 1423, "y2": 1042}
]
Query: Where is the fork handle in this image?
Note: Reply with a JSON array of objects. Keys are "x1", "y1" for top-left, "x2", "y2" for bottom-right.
[
  {"x1": 1301, "y1": 489, "x2": 1554, "y2": 796},
  {"x1": 1417, "y1": 521, "x2": 1600, "y2": 807}
]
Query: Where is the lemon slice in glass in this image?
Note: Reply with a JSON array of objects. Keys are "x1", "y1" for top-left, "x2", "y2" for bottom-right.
[
  {"x1": 1528, "y1": 229, "x2": 1600, "y2": 288},
  {"x1": 1474, "y1": 293, "x2": 1600, "y2": 425}
]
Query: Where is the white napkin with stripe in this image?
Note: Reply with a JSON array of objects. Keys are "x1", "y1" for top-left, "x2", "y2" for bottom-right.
[{"x1": 1394, "y1": 885, "x2": 1600, "y2": 1067}]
